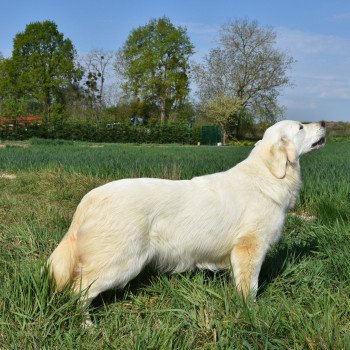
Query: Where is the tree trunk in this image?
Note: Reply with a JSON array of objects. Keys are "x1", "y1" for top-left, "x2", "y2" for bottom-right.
[
  {"x1": 159, "y1": 98, "x2": 166, "y2": 123},
  {"x1": 222, "y1": 127, "x2": 227, "y2": 146},
  {"x1": 45, "y1": 89, "x2": 51, "y2": 117},
  {"x1": 236, "y1": 117, "x2": 242, "y2": 140}
]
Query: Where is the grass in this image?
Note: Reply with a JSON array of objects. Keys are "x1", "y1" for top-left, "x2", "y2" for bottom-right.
[{"x1": 0, "y1": 139, "x2": 350, "y2": 349}]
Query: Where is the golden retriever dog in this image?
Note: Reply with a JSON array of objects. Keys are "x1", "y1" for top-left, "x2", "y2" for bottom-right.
[{"x1": 48, "y1": 120, "x2": 326, "y2": 314}]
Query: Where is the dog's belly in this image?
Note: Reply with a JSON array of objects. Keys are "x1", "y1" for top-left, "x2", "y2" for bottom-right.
[
  {"x1": 148, "y1": 238, "x2": 231, "y2": 273},
  {"x1": 147, "y1": 216, "x2": 237, "y2": 273}
]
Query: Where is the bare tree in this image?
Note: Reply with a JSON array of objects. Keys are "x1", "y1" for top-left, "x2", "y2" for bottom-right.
[
  {"x1": 81, "y1": 49, "x2": 114, "y2": 109},
  {"x1": 192, "y1": 18, "x2": 295, "y2": 122}
]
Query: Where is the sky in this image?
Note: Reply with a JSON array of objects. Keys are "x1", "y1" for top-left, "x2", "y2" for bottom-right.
[{"x1": 1, "y1": 0, "x2": 350, "y2": 122}]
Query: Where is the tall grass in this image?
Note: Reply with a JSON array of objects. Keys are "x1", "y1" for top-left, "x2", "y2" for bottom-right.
[
  {"x1": 0, "y1": 139, "x2": 349, "y2": 349},
  {"x1": 0, "y1": 140, "x2": 250, "y2": 179}
]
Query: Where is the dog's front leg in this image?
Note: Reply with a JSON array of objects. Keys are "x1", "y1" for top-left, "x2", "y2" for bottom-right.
[{"x1": 230, "y1": 234, "x2": 268, "y2": 299}]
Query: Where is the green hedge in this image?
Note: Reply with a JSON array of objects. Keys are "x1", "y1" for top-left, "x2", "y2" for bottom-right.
[{"x1": 0, "y1": 118, "x2": 201, "y2": 145}]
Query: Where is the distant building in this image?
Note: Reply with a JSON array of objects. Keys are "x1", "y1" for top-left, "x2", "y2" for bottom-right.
[{"x1": 0, "y1": 116, "x2": 43, "y2": 130}]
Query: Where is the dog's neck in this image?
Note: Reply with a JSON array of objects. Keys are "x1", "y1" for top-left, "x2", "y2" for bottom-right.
[
  {"x1": 243, "y1": 144, "x2": 302, "y2": 210},
  {"x1": 283, "y1": 160, "x2": 302, "y2": 209}
]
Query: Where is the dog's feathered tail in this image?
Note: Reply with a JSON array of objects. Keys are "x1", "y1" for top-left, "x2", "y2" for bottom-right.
[{"x1": 47, "y1": 209, "x2": 83, "y2": 291}]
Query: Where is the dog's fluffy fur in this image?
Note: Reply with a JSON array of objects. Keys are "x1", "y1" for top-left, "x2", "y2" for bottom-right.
[{"x1": 48, "y1": 120, "x2": 326, "y2": 307}]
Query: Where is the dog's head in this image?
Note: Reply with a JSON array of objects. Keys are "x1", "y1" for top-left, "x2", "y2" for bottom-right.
[{"x1": 256, "y1": 120, "x2": 326, "y2": 179}]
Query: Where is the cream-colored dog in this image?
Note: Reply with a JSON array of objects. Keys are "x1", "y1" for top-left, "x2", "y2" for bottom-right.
[{"x1": 48, "y1": 120, "x2": 326, "y2": 310}]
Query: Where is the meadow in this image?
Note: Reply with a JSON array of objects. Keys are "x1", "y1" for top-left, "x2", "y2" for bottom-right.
[{"x1": 0, "y1": 139, "x2": 349, "y2": 349}]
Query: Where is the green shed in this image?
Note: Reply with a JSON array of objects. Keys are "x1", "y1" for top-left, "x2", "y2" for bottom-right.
[{"x1": 200, "y1": 125, "x2": 222, "y2": 145}]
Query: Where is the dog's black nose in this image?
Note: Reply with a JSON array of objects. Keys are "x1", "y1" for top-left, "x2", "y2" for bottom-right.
[{"x1": 320, "y1": 121, "x2": 326, "y2": 128}]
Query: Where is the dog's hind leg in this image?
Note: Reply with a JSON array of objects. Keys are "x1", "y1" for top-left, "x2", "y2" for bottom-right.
[
  {"x1": 230, "y1": 234, "x2": 269, "y2": 299},
  {"x1": 72, "y1": 234, "x2": 151, "y2": 326}
]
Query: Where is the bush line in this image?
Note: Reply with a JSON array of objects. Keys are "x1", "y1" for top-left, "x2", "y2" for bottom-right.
[{"x1": 0, "y1": 119, "x2": 201, "y2": 145}]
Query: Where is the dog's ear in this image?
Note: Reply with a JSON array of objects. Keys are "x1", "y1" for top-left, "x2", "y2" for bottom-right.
[
  {"x1": 267, "y1": 138, "x2": 297, "y2": 179},
  {"x1": 283, "y1": 138, "x2": 297, "y2": 164}
]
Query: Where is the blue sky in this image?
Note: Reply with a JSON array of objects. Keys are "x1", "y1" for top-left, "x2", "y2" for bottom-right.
[{"x1": 1, "y1": 0, "x2": 350, "y2": 121}]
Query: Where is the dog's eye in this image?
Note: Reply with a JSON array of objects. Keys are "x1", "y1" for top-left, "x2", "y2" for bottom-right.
[{"x1": 299, "y1": 125, "x2": 304, "y2": 130}]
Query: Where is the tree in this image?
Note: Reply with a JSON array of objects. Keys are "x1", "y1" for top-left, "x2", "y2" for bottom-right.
[
  {"x1": 81, "y1": 49, "x2": 114, "y2": 110},
  {"x1": 192, "y1": 18, "x2": 294, "y2": 123},
  {"x1": 0, "y1": 21, "x2": 82, "y2": 116},
  {"x1": 201, "y1": 94, "x2": 243, "y2": 144},
  {"x1": 115, "y1": 17, "x2": 194, "y2": 123},
  {"x1": 0, "y1": 53, "x2": 6, "y2": 109},
  {"x1": 0, "y1": 57, "x2": 35, "y2": 116}
]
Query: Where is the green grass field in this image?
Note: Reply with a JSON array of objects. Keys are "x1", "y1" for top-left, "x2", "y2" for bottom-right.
[{"x1": 0, "y1": 139, "x2": 349, "y2": 349}]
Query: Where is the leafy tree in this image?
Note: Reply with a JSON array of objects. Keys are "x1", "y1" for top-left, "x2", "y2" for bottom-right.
[
  {"x1": 0, "y1": 21, "x2": 82, "y2": 116},
  {"x1": 169, "y1": 100, "x2": 196, "y2": 123},
  {"x1": 115, "y1": 17, "x2": 194, "y2": 123},
  {"x1": 0, "y1": 54, "x2": 6, "y2": 111},
  {"x1": 201, "y1": 94, "x2": 244, "y2": 144},
  {"x1": 0, "y1": 56, "x2": 36, "y2": 116},
  {"x1": 192, "y1": 18, "x2": 294, "y2": 123}
]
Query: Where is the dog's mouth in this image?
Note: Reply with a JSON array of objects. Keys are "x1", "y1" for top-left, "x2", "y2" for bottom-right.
[{"x1": 311, "y1": 136, "x2": 326, "y2": 148}]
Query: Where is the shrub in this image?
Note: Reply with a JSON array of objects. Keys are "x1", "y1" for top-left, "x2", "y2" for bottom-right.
[{"x1": 0, "y1": 117, "x2": 201, "y2": 145}]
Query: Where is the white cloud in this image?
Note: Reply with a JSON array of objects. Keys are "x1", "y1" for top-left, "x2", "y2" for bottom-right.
[
  {"x1": 331, "y1": 12, "x2": 350, "y2": 21},
  {"x1": 276, "y1": 27, "x2": 350, "y2": 55},
  {"x1": 275, "y1": 28, "x2": 350, "y2": 121}
]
